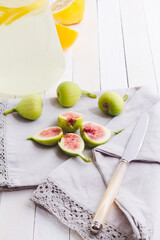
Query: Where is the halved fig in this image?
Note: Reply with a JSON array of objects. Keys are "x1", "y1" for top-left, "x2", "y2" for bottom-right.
[
  {"x1": 58, "y1": 133, "x2": 91, "y2": 163},
  {"x1": 27, "y1": 126, "x2": 63, "y2": 146},
  {"x1": 80, "y1": 121, "x2": 112, "y2": 148},
  {"x1": 58, "y1": 111, "x2": 83, "y2": 132}
]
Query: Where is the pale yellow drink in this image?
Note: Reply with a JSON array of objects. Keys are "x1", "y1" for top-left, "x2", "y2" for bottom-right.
[{"x1": 0, "y1": 0, "x2": 65, "y2": 96}]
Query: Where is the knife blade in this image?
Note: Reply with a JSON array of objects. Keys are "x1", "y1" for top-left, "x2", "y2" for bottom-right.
[{"x1": 90, "y1": 113, "x2": 149, "y2": 234}]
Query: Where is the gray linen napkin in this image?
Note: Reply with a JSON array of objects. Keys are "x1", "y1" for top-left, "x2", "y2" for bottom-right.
[
  {"x1": 0, "y1": 87, "x2": 135, "y2": 190},
  {"x1": 31, "y1": 87, "x2": 160, "y2": 240}
]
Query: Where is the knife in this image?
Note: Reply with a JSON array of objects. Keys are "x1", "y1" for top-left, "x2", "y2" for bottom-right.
[{"x1": 90, "y1": 113, "x2": 149, "y2": 234}]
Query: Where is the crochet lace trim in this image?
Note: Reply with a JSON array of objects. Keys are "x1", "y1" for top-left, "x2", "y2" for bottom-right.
[
  {"x1": 0, "y1": 99, "x2": 11, "y2": 187},
  {"x1": 31, "y1": 178, "x2": 148, "y2": 240},
  {"x1": 0, "y1": 99, "x2": 38, "y2": 190}
]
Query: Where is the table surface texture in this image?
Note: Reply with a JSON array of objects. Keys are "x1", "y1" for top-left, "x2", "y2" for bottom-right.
[{"x1": 0, "y1": 0, "x2": 160, "y2": 239}]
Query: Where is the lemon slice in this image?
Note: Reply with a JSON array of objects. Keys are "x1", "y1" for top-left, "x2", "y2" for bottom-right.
[
  {"x1": 51, "y1": 0, "x2": 85, "y2": 25},
  {"x1": 0, "y1": 0, "x2": 47, "y2": 25},
  {"x1": 55, "y1": 23, "x2": 78, "y2": 50}
]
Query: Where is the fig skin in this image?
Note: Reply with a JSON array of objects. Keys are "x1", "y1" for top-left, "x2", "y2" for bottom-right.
[
  {"x1": 98, "y1": 91, "x2": 128, "y2": 116},
  {"x1": 4, "y1": 94, "x2": 43, "y2": 120},
  {"x1": 27, "y1": 127, "x2": 63, "y2": 146},
  {"x1": 58, "y1": 133, "x2": 91, "y2": 162},
  {"x1": 80, "y1": 121, "x2": 112, "y2": 148},
  {"x1": 58, "y1": 111, "x2": 83, "y2": 132},
  {"x1": 57, "y1": 81, "x2": 97, "y2": 107}
]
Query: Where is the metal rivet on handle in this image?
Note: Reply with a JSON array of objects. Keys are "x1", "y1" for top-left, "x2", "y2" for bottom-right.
[{"x1": 90, "y1": 221, "x2": 103, "y2": 234}]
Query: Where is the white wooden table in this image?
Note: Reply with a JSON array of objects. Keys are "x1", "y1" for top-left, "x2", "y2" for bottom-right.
[{"x1": 0, "y1": 0, "x2": 160, "y2": 239}]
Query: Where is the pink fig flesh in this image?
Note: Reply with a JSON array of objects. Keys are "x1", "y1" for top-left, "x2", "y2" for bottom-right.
[
  {"x1": 39, "y1": 127, "x2": 62, "y2": 138},
  {"x1": 58, "y1": 111, "x2": 83, "y2": 132},
  {"x1": 80, "y1": 121, "x2": 112, "y2": 148},
  {"x1": 63, "y1": 133, "x2": 81, "y2": 150},
  {"x1": 27, "y1": 126, "x2": 63, "y2": 146},
  {"x1": 58, "y1": 133, "x2": 91, "y2": 162},
  {"x1": 61, "y1": 112, "x2": 81, "y2": 126},
  {"x1": 82, "y1": 122, "x2": 106, "y2": 141}
]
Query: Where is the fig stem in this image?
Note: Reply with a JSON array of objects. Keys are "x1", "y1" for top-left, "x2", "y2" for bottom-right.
[
  {"x1": 123, "y1": 94, "x2": 128, "y2": 102},
  {"x1": 3, "y1": 108, "x2": 16, "y2": 115},
  {"x1": 113, "y1": 129, "x2": 124, "y2": 134},
  {"x1": 78, "y1": 153, "x2": 92, "y2": 163},
  {"x1": 26, "y1": 137, "x2": 32, "y2": 140},
  {"x1": 81, "y1": 90, "x2": 97, "y2": 98}
]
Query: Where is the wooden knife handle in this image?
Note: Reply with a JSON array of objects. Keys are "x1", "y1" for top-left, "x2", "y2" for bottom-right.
[{"x1": 90, "y1": 159, "x2": 128, "y2": 234}]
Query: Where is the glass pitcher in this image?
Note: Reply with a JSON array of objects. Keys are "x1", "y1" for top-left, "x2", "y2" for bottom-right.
[{"x1": 0, "y1": 0, "x2": 65, "y2": 96}]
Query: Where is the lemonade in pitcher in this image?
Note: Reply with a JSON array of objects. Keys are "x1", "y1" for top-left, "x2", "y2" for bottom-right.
[{"x1": 0, "y1": 0, "x2": 65, "y2": 96}]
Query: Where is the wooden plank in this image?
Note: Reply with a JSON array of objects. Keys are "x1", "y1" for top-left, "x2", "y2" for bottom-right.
[
  {"x1": 70, "y1": 1, "x2": 99, "y2": 239},
  {"x1": 98, "y1": 0, "x2": 128, "y2": 90},
  {"x1": 0, "y1": 95, "x2": 36, "y2": 240},
  {"x1": 72, "y1": 0, "x2": 100, "y2": 91},
  {"x1": 32, "y1": 22, "x2": 73, "y2": 238},
  {"x1": 142, "y1": 0, "x2": 160, "y2": 92},
  {"x1": 70, "y1": 1, "x2": 127, "y2": 239},
  {"x1": 0, "y1": 190, "x2": 35, "y2": 240},
  {"x1": 33, "y1": 14, "x2": 74, "y2": 240},
  {"x1": 119, "y1": 0, "x2": 157, "y2": 92},
  {"x1": 33, "y1": 76, "x2": 70, "y2": 239},
  {"x1": 34, "y1": 207, "x2": 69, "y2": 240}
]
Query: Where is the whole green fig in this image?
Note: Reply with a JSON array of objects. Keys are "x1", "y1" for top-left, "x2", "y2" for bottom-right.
[
  {"x1": 4, "y1": 94, "x2": 43, "y2": 120},
  {"x1": 98, "y1": 91, "x2": 128, "y2": 116},
  {"x1": 57, "y1": 81, "x2": 97, "y2": 107}
]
